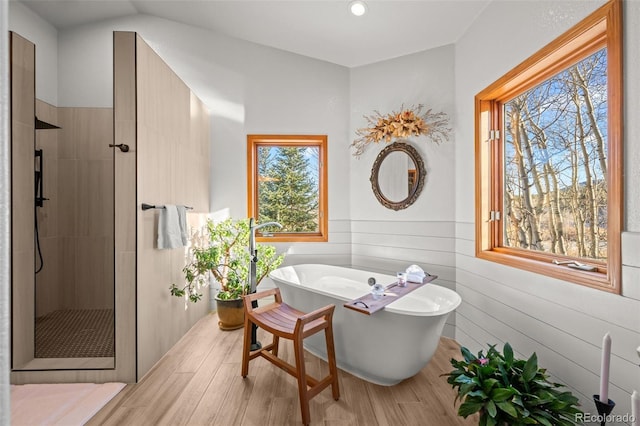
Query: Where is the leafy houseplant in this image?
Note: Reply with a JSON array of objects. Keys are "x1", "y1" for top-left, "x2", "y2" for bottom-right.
[
  {"x1": 170, "y1": 218, "x2": 285, "y2": 303},
  {"x1": 444, "y1": 343, "x2": 582, "y2": 426}
]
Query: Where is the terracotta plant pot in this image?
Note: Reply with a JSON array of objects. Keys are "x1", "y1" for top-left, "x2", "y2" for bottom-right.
[{"x1": 215, "y1": 297, "x2": 244, "y2": 330}]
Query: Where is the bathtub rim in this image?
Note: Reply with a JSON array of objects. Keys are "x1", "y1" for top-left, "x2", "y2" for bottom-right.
[{"x1": 269, "y1": 264, "x2": 461, "y2": 317}]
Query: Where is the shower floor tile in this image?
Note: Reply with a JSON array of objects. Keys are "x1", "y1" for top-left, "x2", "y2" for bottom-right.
[{"x1": 35, "y1": 309, "x2": 114, "y2": 358}]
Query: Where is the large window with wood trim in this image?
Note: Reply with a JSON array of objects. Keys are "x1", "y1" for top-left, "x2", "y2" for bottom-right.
[
  {"x1": 475, "y1": 0, "x2": 622, "y2": 293},
  {"x1": 247, "y1": 134, "x2": 328, "y2": 242}
]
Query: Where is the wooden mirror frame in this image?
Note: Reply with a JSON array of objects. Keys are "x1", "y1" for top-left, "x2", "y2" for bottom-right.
[{"x1": 370, "y1": 141, "x2": 426, "y2": 211}]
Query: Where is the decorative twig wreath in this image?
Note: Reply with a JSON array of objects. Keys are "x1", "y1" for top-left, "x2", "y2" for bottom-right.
[{"x1": 351, "y1": 104, "x2": 451, "y2": 157}]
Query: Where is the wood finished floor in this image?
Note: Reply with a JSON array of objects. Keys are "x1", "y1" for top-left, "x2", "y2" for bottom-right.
[{"x1": 88, "y1": 312, "x2": 477, "y2": 426}]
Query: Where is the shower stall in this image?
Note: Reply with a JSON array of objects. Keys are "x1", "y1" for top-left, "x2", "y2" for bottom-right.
[
  {"x1": 10, "y1": 32, "x2": 116, "y2": 372},
  {"x1": 10, "y1": 31, "x2": 211, "y2": 384},
  {"x1": 33, "y1": 105, "x2": 115, "y2": 362}
]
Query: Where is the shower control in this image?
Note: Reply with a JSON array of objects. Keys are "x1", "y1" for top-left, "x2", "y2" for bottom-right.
[
  {"x1": 34, "y1": 149, "x2": 48, "y2": 207},
  {"x1": 109, "y1": 143, "x2": 130, "y2": 152}
]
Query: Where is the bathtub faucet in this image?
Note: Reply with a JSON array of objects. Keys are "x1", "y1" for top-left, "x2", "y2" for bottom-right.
[
  {"x1": 248, "y1": 218, "x2": 282, "y2": 351},
  {"x1": 248, "y1": 218, "x2": 283, "y2": 294}
]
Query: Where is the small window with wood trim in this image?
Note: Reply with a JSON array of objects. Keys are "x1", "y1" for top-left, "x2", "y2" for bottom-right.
[
  {"x1": 475, "y1": 0, "x2": 622, "y2": 293},
  {"x1": 247, "y1": 134, "x2": 328, "y2": 242}
]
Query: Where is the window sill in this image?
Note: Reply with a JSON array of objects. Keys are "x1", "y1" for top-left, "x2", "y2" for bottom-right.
[{"x1": 476, "y1": 249, "x2": 619, "y2": 294}]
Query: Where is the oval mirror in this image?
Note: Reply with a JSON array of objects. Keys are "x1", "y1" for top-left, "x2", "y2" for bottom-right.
[{"x1": 370, "y1": 141, "x2": 426, "y2": 210}]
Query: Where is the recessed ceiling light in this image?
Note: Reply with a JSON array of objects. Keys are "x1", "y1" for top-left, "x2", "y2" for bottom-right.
[{"x1": 349, "y1": 1, "x2": 367, "y2": 17}]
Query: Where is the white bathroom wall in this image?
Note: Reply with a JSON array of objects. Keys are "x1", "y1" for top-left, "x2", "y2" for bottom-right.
[
  {"x1": 8, "y1": 1, "x2": 57, "y2": 106},
  {"x1": 454, "y1": 0, "x2": 640, "y2": 420},
  {"x1": 349, "y1": 46, "x2": 457, "y2": 336},
  {"x1": 57, "y1": 13, "x2": 352, "y2": 268}
]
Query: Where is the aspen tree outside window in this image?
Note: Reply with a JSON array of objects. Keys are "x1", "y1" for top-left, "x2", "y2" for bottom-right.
[
  {"x1": 247, "y1": 135, "x2": 328, "y2": 242},
  {"x1": 475, "y1": 0, "x2": 622, "y2": 293}
]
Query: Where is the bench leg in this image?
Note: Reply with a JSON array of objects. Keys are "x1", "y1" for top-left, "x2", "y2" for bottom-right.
[
  {"x1": 272, "y1": 335, "x2": 280, "y2": 357},
  {"x1": 325, "y1": 324, "x2": 340, "y2": 401},
  {"x1": 293, "y1": 334, "x2": 310, "y2": 426},
  {"x1": 241, "y1": 315, "x2": 253, "y2": 378}
]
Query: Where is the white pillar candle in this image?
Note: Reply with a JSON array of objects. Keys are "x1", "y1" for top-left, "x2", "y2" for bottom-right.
[
  {"x1": 632, "y1": 390, "x2": 639, "y2": 426},
  {"x1": 599, "y1": 332, "x2": 611, "y2": 403}
]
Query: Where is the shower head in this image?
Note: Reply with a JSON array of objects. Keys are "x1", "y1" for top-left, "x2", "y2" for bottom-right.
[{"x1": 35, "y1": 117, "x2": 61, "y2": 130}]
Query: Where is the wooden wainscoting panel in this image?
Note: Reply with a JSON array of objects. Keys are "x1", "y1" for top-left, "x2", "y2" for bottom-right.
[
  {"x1": 10, "y1": 252, "x2": 35, "y2": 369},
  {"x1": 134, "y1": 33, "x2": 210, "y2": 381},
  {"x1": 11, "y1": 122, "x2": 35, "y2": 255},
  {"x1": 113, "y1": 30, "x2": 138, "y2": 384},
  {"x1": 10, "y1": 32, "x2": 36, "y2": 369}
]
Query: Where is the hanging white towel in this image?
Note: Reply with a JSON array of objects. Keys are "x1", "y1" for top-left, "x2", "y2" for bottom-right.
[
  {"x1": 176, "y1": 205, "x2": 189, "y2": 246},
  {"x1": 158, "y1": 205, "x2": 183, "y2": 249}
]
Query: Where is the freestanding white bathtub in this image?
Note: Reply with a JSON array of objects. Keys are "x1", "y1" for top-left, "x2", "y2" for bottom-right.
[{"x1": 269, "y1": 264, "x2": 461, "y2": 386}]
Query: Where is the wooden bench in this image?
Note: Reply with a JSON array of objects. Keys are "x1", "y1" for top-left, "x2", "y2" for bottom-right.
[{"x1": 241, "y1": 288, "x2": 340, "y2": 426}]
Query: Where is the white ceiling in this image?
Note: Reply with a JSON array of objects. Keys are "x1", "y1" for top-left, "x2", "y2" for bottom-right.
[{"x1": 18, "y1": 0, "x2": 491, "y2": 67}]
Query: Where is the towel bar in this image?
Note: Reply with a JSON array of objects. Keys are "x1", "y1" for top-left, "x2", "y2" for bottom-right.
[{"x1": 141, "y1": 203, "x2": 193, "y2": 211}]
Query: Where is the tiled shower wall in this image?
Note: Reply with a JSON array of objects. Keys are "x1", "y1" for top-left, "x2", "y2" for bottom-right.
[{"x1": 35, "y1": 101, "x2": 114, "y2": 316}]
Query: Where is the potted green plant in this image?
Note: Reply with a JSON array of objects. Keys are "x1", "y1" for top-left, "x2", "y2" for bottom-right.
[
  {"x1": 170, "y1": 218, "x2": 285, "y2": 330},
  {"x1": 444, "y1": 343, "x2": 582, "y2": 426}
]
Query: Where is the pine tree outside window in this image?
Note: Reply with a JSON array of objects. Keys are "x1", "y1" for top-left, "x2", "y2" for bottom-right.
[
  {"x1": 474, "y1": 0, "x2": 622, "y2": 293},
  {"x1": 247, "y1": 135, "x2": 328, "y2": 242}
]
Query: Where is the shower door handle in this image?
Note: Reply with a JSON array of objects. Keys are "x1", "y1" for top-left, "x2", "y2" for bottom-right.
[{"x1": 109, "y1": 143, "x2": 130, "y2": 152}]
